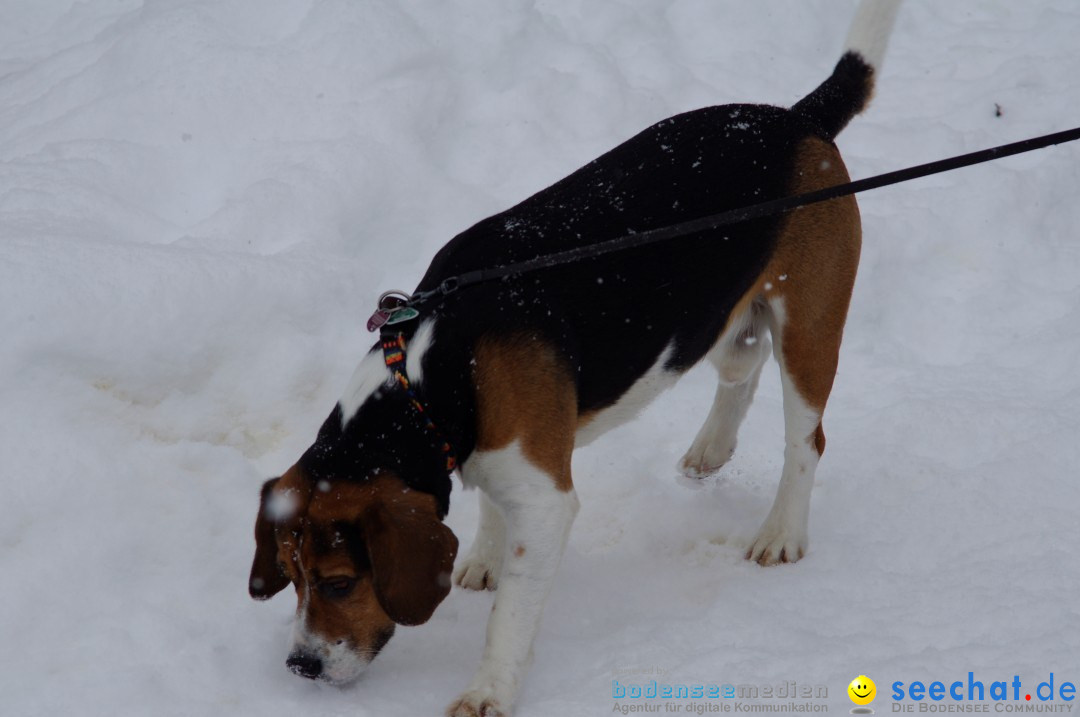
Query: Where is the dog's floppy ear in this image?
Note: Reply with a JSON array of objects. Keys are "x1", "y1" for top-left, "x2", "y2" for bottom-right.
[
  {"x1": 363, "y1": 491, "x2": 458, "y2": 626},
  {"x1": 249, "y1": 477, "x2": 290, "y2": 600}
]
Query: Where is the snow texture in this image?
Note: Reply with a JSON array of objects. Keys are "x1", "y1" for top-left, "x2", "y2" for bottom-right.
[{"x1": 2, "y1": 1, "x2": 1079, "y2": 715}]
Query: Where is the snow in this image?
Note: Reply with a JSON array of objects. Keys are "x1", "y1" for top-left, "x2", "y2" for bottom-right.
[{"x1": 3, "y1": 1, "x2": 1079, "y2": 715}]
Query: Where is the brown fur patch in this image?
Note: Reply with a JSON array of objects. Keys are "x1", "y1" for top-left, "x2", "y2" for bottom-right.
[
  {"x1": 472, "y1": 333, "x2": 578, "y2": 491},
  {"x1": 306, "y1": 477, "x2": 382, "y2": 523},
  {"x1": 765, "y1": 137, "x2": 861, "y2": 449},
  {"x1": 273, "y1": 465, "x2": 315, "y2": 583},
  {"x1": 713, "y1": 137, "x2": 861, "y2": 452},
  {"x1": 766, "y1": 138, "x2": 861, "y2": 404},
  {"x1": 296, "y1": 520, "x2": 397, "y2": 655},
  {"x1": 304, "y1": 474, "x2": 458, "y2": 627},
  {"x1": 252, "y1": 470, "x2": 457, "y2": 657},
  {"x1": 249, "y1": 465, "x2": 314, "y2": 599}
]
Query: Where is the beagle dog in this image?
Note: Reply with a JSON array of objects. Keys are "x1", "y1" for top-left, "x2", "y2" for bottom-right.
[{"x1": 249, "y1": 1, "x2": 902, "y2": 714}]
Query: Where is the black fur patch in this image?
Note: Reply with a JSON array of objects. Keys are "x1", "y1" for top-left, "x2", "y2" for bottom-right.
[
  {"x1": 792, "y1": 51, "x2": 874, "y2": 140},
  {"x1": 415, "y1": 103, "x2": 815, "y2": 414},
  {"x1": 307, "y1": 98, "x2": 849, "y2": 505}
]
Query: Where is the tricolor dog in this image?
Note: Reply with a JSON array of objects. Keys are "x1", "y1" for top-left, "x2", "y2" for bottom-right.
[{"x1": 248, "y1": 2, "x2": 903, "y2": 715}]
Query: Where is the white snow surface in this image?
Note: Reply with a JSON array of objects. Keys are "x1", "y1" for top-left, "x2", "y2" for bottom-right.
[{"x1": 3, "y1": 1, "x2": 1080, "y2": 715}]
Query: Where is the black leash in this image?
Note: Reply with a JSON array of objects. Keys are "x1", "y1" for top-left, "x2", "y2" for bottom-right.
[
  {"x1": 366, "y1": 125, "x2": 1080, "y2": 328},
  {"x1": 361, "y1": 125, "x2": 1080, "y2": 472}
]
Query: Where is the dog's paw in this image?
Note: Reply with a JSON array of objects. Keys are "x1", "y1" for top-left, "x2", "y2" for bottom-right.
[
  {"x1": 746, "y1": 520, "x2": 807, "y2": 566},
  {"x1": 678, "y1": 438, "x2": 736, "y2": 478},
  {"x1": 453, "y1": 552, "x2": 502, "y2": 591},
  {"x1": 446, "y1": 690, "x2": 508, "y2": 717}
]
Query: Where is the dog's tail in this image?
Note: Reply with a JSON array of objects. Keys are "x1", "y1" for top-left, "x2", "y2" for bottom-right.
[{"x1": 792, "y1": 0, "x2": 903, "y2": 141}]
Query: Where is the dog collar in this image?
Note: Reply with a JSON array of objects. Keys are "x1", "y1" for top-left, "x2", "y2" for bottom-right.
[{"x1": 380, "y1": 330, "x2": 458, "y2": 475}]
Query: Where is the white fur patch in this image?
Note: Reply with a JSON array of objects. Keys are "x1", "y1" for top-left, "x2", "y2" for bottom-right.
[
  {"x1": 575, "y1": 342, "x2": 678, "y2": 446},
  {"x1": 454, "y1": 442, "x2": 579, "y2": 716},
  {"x1": 845, "y1": 0, "x2": 903, "y2": 71},
  {"x1": 746, "y1": 296, "x2": 822, "y2": 565},
  {"x1": 680, "y1": 305, "x2": 772, "y2": 478},
  {"x1": 338, "y1": 319, "x2": 437, "y2": 427},
  {"x1": 405, "y1": 319, "x2": 435, "y2": 386},
  {"x1": 454, "y1": 490, "x2": 507, "y2": 591},
  {"x1": 339, "y1": 348, "x2": 392, "y2": 428},
  {"x1": 290, "y1": 614, "x2": 373, "y2": 685}
]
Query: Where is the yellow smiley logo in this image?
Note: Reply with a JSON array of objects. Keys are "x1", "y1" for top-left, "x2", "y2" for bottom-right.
[{"x1": 848, "y1": 675, "x2": 876, "y2": 706}]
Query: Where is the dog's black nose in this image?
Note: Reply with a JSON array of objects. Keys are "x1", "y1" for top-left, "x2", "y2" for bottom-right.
[{"x1": 286, "y1": 652, "x2": 323, "y2": 680}]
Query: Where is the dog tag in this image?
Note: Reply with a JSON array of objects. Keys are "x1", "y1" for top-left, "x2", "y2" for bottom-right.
[
  {"x1": 385, "y1": 307, "x2": 420, "y2": 325},
  {"x1": 367, "y1": 309, "x2": 392, "y2": 332}
]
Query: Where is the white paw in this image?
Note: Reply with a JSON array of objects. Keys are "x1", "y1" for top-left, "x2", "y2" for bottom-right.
[
  {"x1": 446, "y1": 688, "x2": 509, "y2": 717},
  {"x1": 679, "y1": 437, "x2": 736, "y2": 478},
  {"x1": 453, "y1": 549, "x2": 503, "y2": 591},
  {"x1": 746, "y1": 517, "x2": 807, "y2": 566}
]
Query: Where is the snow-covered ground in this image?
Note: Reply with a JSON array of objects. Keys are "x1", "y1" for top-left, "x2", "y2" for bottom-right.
[{"x1": 3, "y1": 1, "x2": 1079, "y2": 715}]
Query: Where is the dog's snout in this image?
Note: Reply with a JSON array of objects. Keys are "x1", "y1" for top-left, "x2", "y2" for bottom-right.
[{"x1": 286, "y1": 651, "x2": 323, "y2": 680}]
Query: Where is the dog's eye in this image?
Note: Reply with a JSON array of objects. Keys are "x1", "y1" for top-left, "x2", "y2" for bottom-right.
[{"x1": 318, "y1": 576, "x2": 356, "y2": 599}]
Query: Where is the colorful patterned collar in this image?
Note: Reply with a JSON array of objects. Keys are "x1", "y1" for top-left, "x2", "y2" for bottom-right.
[{"x1": 380, "y1": 331, "x2": 458, "y2": 475}]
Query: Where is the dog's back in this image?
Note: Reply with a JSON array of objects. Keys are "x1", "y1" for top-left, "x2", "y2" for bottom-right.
[{"x1": 416, "y1": 1, "x2": 903, "y2": 420}]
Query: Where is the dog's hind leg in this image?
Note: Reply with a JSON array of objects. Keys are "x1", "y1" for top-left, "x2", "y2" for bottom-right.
[
  {"x1": 680, "y1": 301, "x2": 771, "y2": 478},
  {"x1": 745, "y1": 299, "x2": 827, "y2": 566},
  {"x1": 745, "y1": 137, "x2": 861, "y2": 566},
  {"x1": 453, "y1": 490, "x2": 506, "y2": 591}
]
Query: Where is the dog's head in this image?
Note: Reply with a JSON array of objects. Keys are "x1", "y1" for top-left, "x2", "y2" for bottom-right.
[{"x1": 248, "y1": 464, "x2": 458, "y2": 684}]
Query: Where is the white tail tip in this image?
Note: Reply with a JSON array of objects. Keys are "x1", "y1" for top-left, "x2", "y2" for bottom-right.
[{"x1": 844, "y1": 0, "x2": 903, "y2": 71}]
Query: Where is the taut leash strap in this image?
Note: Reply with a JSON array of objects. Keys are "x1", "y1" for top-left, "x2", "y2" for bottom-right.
[{"x1": 401, "y1": 125, "x2": 1080, "y2": 311}]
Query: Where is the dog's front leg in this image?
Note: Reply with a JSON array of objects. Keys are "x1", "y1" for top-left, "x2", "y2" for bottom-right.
[
  {"x1": 454, "y1": 490, "x2": 507, "y2": 591},
  {"x1": 449, "y1": 443, "x2": 579, "y2": 717}
]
